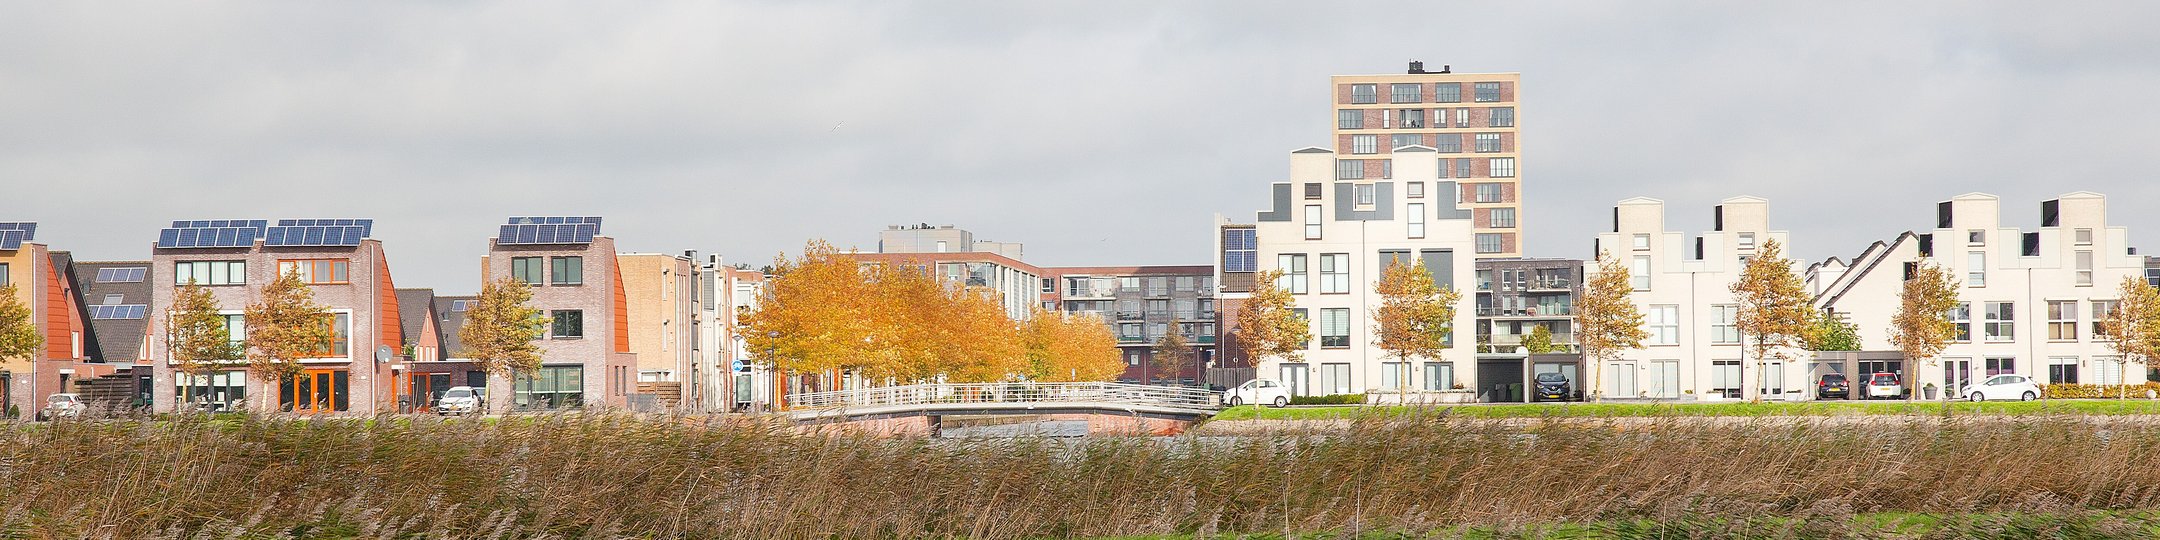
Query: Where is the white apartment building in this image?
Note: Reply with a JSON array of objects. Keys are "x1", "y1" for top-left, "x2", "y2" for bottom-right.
[
  {"x1": 1811, "y1": 192, "x2": 2146, "y2": 392},
  {"x1": 1590, "y1": 196, "x2": 1799, "y2": 401},
  {"x1": 1250, "y1": 146, "x2": 1478, "y2": 397}
]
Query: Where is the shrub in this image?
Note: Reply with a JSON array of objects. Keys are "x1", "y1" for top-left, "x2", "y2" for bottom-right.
[
  {"x1": 1290, "y1": 394, "x2": 1366, "y2": 405},
  {"x1": 2040, "y1": 382, "x2": 2160, "y2": 399}
]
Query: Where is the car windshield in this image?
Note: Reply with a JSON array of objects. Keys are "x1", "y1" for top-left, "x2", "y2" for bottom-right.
[
  {"x1": 1535, "y1": 373, "x2": 1568, "y2": 382},
  {"x1": 445, "y1": 389, "x2": 472, "y2": 398},
  {"x1": 48, "y1": 395, "x2": 73, "y2": 403}
]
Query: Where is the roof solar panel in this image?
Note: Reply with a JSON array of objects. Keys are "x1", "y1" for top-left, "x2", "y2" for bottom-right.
[
  {"x1": 0, "y1": 230, "x2": 24, "y2": 251},
  {"x1": 0, "y1": 222, "x2": 35, "y2": 239},
  {"x1": 497, "y1": 217, "x2": 602, "y2": 245}
]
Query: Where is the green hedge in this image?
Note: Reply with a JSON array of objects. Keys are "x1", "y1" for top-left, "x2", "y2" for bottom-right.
[
  {"x1": 1290, "y1": 394, "x2": 1366, "y2": 406},
  {"x1": 2040, "y1": 383, "x2": 2160, "y2": 399}
]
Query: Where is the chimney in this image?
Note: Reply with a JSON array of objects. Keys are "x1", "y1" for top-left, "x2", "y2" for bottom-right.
[
  {"x1": 1441, "y1": 64, "x2": 1452, "y2": 74},
  {"x1": 1407, "y1": 60, "x2": 1425, "y2": 74}
]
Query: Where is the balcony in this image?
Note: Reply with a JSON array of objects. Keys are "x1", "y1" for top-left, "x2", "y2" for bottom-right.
[
  {"x1": 1115, "y1": 310, "x2": 1143, "y2": 320},
  {"x1": 1527, "y1": 279, "x2": 1572, "y2": 291},
  {"x1": 1118, "y1": 335, "x2": 1147, "y2": 344},
  {"x1": 1477, "y1": 306, "x2": 1574, "y2": 318},
  {"x1": 1195, "y1": 335, "x2": 1217, "y2": 344}
]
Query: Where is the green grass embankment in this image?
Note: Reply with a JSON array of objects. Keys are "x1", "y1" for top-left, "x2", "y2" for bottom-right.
[{"x1": 1209, "y1": 398, "x2": 2160, "y2": 421}]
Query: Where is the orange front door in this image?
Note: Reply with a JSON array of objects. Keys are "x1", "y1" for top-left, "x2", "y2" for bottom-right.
[{"x1": 286, "y1": 369, "x2": 347, "y2": 413}]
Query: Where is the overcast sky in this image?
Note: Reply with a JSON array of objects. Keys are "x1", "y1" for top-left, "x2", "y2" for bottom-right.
[{"x1": 5, "y1": 2, "x2": 2158, "y2": 293}]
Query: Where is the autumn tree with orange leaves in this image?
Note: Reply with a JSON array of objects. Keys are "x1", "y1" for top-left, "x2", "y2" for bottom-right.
[{"x1": 1023, "y1": 307, "x2": 1123, "y2": 382}]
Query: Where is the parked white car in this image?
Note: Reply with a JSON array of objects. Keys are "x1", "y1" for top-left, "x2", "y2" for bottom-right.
[
  {"x1": 1861, "y1": 373, "x2": 1905, "y2": 400},
  {"x1": 40, "y1": 393, "x2": 87, "y2": 421},
  {"x1": 1964, "y1": 374, "x2": 2040, "y2": 402},
  {"x1": 436, "y1": 386, "x2": 485, "y2": 416},
  {"x1": 1224, "y1": 379, "x2": 1291, "y2": 408}
]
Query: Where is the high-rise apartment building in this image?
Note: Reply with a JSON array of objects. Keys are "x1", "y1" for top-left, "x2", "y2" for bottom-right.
[{"x1": 1331, "y1": 62, "x2": 1521, "y2": 258}]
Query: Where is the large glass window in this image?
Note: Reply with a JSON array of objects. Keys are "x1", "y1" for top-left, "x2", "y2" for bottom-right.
[
  {"x1": 2049, "y1": 300, "x2": 2078, "y2": 341},
  {"x1": 1434, "y1": 82, "x2": 1461, "y2": 103},
  {"x1": 1489, "y1": 158, "x2": 1516, "y2": 177},
  {"x1": 277, "y1": 259, "x2": 350, "y2": 285},
  {"x1": 515, "y1": 365, "x2": 585, "y2": 409},
  {"x1": 174, "y1": 260, "x2": 246, "y2": 286},
  {"x1": 1434, "y1": 133, "x2": 1461, "y2": 153},
  {"x1": 512, "y1": 257, "x2": 544, "y2": 285},
  {"x1": 1391, "y1": 133, "x2": 1423, "y2": 150},
  {"x1": 551, "y1": 256, "x2": 583, "y2": 286},
  {"x1": 1350, "y1": 84, "x2": 1377, "y2": 104},
  {"x1": 1389, "y1": 83, "x2": 1422, "y2": 103},
  {"x1": 2049, "y1": 356, "x2": 2079, "y2": 384},
  {"x1": 175, "y1": 370, "x2": 246, "y2": 412},
  {"x1": 1351, "y1": 134, "x2": 1377, "y2": 154},
  {"x1": 1407, "y1": 203, "x2": 1426, "y2": 238},
  {"x1": 1277, "y1": 254, "x2": 1308, "y2": 294},
  {"x1": 1473, "y1": 82, "x2": 1502, "y2": 102},
  {"x1": 1475, "y1": 183, "x2": 1503, "y2": 203},
  {"x1": 1631, "y1": 256, "x2": 1652, "y2": 291},
  {"x1": 1380, "y1": 362, "x2": 1403, "y2": 389},
  {"x1": 2076, "y1": 250, "x2": 2094, "y2": 286},
  {"x1": 1489, "y1": 107, "x2": 1515, "y2": 127},
  {"x1": 1454, "y1": 157, "x2": 1472, "y2": 178},
  {"x1": 1710, "y1": 304, "x2": 1740, "y2": 344},
  {"x1": 1319, "y1": 254, "x2": 1349, "y2": 294},
  {"x1": 1985, "y1": 357, "x2": 2016, "y2": 378},
  {"x1": 1711, "y1": 360, "x2": 1742, "y2": 399},
  {"x1": 1397, "y1": 109, "x2": 1424, "y2": 128},
  {"x1": 1320, "y1": 363, "x2": 1351, "y2": 395},
  {"x1": 1950, "y1": 302, "x2": 1972, "y2": 342},
  {"x1": 1319, "y1": 308, "x2": 1350, "y2": 348},
  {"x1": 1474, "y1": 133, "x2": 1502, "y2": 153},
  {"x1": 552, "y1": 309, "x2": 584, "y2": 338},
  {"x1": 314, "y1": 313, "x2": 351, "y2": 357},
  {"x1": 1647, "y1": 305, "x2": 1679, "y2": 345},
  {"x1": 1424, "y1": 362, "x2": 1455, "y2": 391},
  {"x1": 1983, "y1": 302, "x2": 2015, "y2": 342},
  {"x1": 2093, "y1": 300, "x2": 2119, "y2": 337},
  {"x1": 1336, "y1": 159, "x2": 1363, "y2": 180},
  {"x1": 1305, "y1": 205, "x2": 1323, "y2": 240},
  {"x1": 1967, "y1": 252, "x2": 1986, "y2": 287},
  {"x1": 1475, "y1": 234, "x2": 1503, "y2": 254},
  {"x1": 1489, "y1": 208, "x2": 1516, "y2": 228},
  {"x1": 1337, "y1": 109, "x2": 1362, "y2": 129}
]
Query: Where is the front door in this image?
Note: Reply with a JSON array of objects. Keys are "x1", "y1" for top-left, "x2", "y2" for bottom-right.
[
  {"x1": 285, "y1": 369, "x2": 349, "y2": 414},
  {"x1": 1279, "y1": 364, "x2": 1309, "y2": 397},
  {"x1": 1946, "y1": 360, "x2": 1972, "y2": 395}
]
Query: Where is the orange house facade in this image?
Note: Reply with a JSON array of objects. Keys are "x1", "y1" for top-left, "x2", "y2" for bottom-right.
[{"x1": 0, "y1": 222, "x2": 102, "y2": 415}]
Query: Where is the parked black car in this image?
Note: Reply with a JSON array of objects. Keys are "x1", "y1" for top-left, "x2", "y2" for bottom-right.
[
  {"x1": 1817, "y1": 373, "x2": 1850, "y2": 400},
  {"x1": 1534, "y1": 372, "x2": 1573, "y2": 402}
]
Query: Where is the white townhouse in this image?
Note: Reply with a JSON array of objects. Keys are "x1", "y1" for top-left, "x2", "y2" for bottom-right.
[
  {"x1": 1588, "y1": 196, "x2": 1804, "y2": 401},
  {"x1": 1247, "y1": 146, "x2": 1479, "y2": 397},
  {"x1": 1810, "y1": 192, "x2": 2146, "y2": 393}
]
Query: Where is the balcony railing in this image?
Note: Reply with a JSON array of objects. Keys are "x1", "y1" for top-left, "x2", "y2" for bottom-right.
[
  {"x1": 1115, "y1": 310, "x2": 1143, "y2": 320},
  {"x1": 1528, "y1": 279, "x2": 1572, "y2": 290},
  {"x1": 1195, "y1": 335, "x2": 1217, "y2": 344},
  {"x1": 1477, "y1": 306, "x2": 1575, "y2": 317},
  {"x1": 1118, "y1": 335, "x2": 1147, "y2": 344}
]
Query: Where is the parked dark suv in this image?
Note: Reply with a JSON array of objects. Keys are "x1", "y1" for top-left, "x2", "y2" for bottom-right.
[
  {"x1": 1816, "y1": 373, "x2": 1850, "y2": 400},
  {"x1": 1534, "y1": 372, "x2": 1573, "y2": 402}
]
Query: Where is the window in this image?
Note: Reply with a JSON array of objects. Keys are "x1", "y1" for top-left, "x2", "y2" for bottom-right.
[
  {"x1": 1968, "y1": 230, "x2": 1985, "y2": 245},
  {"x1": 1424, "y1": 362, "x2": 1455, "y2": 390},
  {"x1": 1967, "y1": 252, "x2": 1986, "y2": 287},
  {"x1": 552, "y1": 310, "x2": 584, "y2": 338},
  {"x1": 1319, "y1": 308, "x2": 1350, "y2": 348},
  {"x1": 1336, "y1": 159, "x2": 1364, "y2": 180},
  {"x1": 1949, "y1": 302, "x2": 1972, "y2": 342},
  {"x1": 176, "y1": 370, "x2": 247, "y2": 412},
  {"x1": 1711, "y1": 304, "x2": 1740, "y2": 344},
  {"x1": 2075, "y1": 228, "x2": 2094, "y2": 245},
  {"x1": 1633, "y1": 234, "x2": 1651, "y2": 251},
  {"x1": 1147, "y1": 277, "x2": 1169, "y2": 296},
  {"x1": 1737, "y1": 233, "x2": 1757, "y2": 252},
  {"x1": 1454, "y1": 157, "x2": 1472, "y2": 178},
  {"x1": 1380, "y1": 362, "x2": 1404, "y2": 389},
  {"x1": 2097, "y1": 356, "x2": 2124, "y2": 385},
  {"x1": 1398, "y1": 109, "x2": 1424, "y2": 128},
  {"x1": 511, "y1": 257, "x2": 544, "y2": 285},
  {"x1": 1391, "y1": 133, "x2": 1423, "y2": 150},
  {"x1": 1434, "y1": 133, "x2": 1461, "y2": 153},
  {"x1": 1475, "y1": 183, "x2": 1503, "y2": 203},
  {"x1": 1277, "y1": 254, "x2": 1308, "y2": 294},
  {"x1": 1148, "y1": 323, "x2": 1168, "y2": 338},
  {"x1": 0, "y1": 263, "x2": 7, "y2": 286},
  {"x1": 1351, "y1": 134, "x2": 1378, "y2": 154},
  {"x1": 1631, "y1": 256, "x2": 1652, "y2": 291},
  {"x1": 515, "y1": 366, "x2": 584, "y2": 409},
  {"x1": 1379, "y1": 249, "x2": 1413, "y2": 270},
  {"x1": 1350, "y1": 84, "x2": 1377, "y2": 104},
  {"x1": 1983, "y1": 302, "x2": 2014, "y2": 342},
  {"x1": 1474, "y1": 133, "x2": 1502, "y2": 152},
  {"x1": 1435, "y1": 82, "x2": 1461, "y2": 103},
  {"x1": 1489, "y1": 107, "x2": 1515, "y2": 127},
  {"x1": 1758, "y1": 361, "x2": 1784, "y2": 397},
  {"x1": 1175, "y1": 276, "x2": 1195, "y2": 292},
  {"x1": 95, "y1": 267, "x2": 146, "y2": 283},
  {"x1": 1119, "y1": 276, "x2": 1142, "y2": 292},
  {"x1": 321, "y1": 313, "x2": 351, "y2": 357},
  {"x1": 1144, "y1": 299, "x2": 1169, "y2": 316},
  {"x1": 174, "y1": 261, "x2": 246, "y2": 286},
  {"x1": 1119, "y1": 323, "x2": 1142, "y2": 340},
  {"x1": 1489, "y1": 158, "x2": 1515, "y2": 177},
  {"x1": 1381, "y1": 160, "x2": 1392, "y2": 179},
  {"x1": 551, "y1": 257, "x2": 584, "y2": 286},
  {"x1": 1390, "y1": 83, "x2": 1421, "y2": 103},
  {"x1": 1649, "y1": 361, "x2": 1680, "y2": 399},
  {"x1": 1407, "y1": 203, "x2": 1426, "y2": 238},
  {"x1": 2094, "y1": 300, "x2": 2118, "y2": 337},
  {"x1": 220, "y1": 314, "x2": 246, "y2": 348},
  {"x1": 1647, "y1": 305, "x2": 1679, "y2": 345},
  {"x1": 277, "y1": 259, "x2": 350, "y2": 285},
  {"x1": 1353, "y1": 184, "x2": 1376, "y2": 206},
  {"x1": 1226, "y1": 226, "x2": 1261, "y2": 272},
  {"x1": 1454, "y1": 108, "x2": 1469, "y2": 128},
  {"x1": 1476, "y1": 233, "x2": 1503, "y2": 254},
  {"x1": 1319, "y1": 254, "x2": 1349, "y2": 294},
  {"x1": 1320, "y1": 363, "x2": 1352, "y2": 394},
  {"x1": 1304, "y1": 205, "x2": 1323, "y2": 240},
  {"x1": 1489, "y1": 208, "x2": 1516, "y2": 228},
  {"x1": 1473, "y1": 82, "x2": 1502, "y2": 102},
  {"x1": 1984, "y1": 357, "x2": 2016, "y2": 378},
  {"x1": 2049, "y1": 300, "x2": 2078, "y2": 341},
  {"x1": 1303, "y1": 182, "x2": 1324, "y2": 200},
  {"x1": 1406, "y1": 182, "x2": 1425, "y2": 198},
  {"x1": 1337, "y1": 109, "x2": 1363, "y2": 129},
  {"x1": 1711, "y1": 360, "x2": 1742, "y2": 399},
  {"x1": 2049, "y1": 357, "x2": 2079, "y2": 384},
  {"x1": 2076, "y1": 250, "x2": 2094, "y2": 286}
]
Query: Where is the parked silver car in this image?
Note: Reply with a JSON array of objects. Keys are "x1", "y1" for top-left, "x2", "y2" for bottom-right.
[
  {"x1": 435, "y1": 386, "x2": 485, "y2": 416},
  {"x1": 40, "y1": 393, "x2": 86, "y2": 421}
]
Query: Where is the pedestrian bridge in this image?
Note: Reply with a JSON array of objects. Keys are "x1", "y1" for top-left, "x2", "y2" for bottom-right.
[{"x1": 783, "y1": 382, "x2": 1221, "y2": 436}]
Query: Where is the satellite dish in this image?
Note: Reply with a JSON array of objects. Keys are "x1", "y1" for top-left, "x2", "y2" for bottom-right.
[{"x1": 376, "y1": 345, "x2": 395, "y2": 362}]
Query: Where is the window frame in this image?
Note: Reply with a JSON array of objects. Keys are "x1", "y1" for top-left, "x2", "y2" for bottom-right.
[
  {"x1": 511, "y1": 257, "x2": 545, "y2": 285},
  {"x1": 1489, "y1": 157, "x2": 1516, "y2": 177},
  {"x1": 1647, "y1": 305, "x2": 1680, "y2": 346},
  {"x1": 1318, "y1": 308, "x2": 1351, "y2": 348},
  {"x1": 1319, "y1": 253, "x2": 1350, "y2": 294},
  {"x1": 551, "y1": 309, "x2": 585, "y2": 339},
  {"x1": 551, "y1": 256, "x2": 584, "y2": 286},
  {"x1": 1304, "y1": 205, "x2": 1323, "y2": 240},
  {"x1": 1349, "y1": 84, "x2": 1377, "y2": 104},
  {"x1": 1337, "y1": 109, "x2": 1363, "y2": 129},
  {"x1": 1982, "y1": 301, "x2": 2015, "y2": 342}
]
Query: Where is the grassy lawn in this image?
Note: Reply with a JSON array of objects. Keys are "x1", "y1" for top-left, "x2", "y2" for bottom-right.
[{"x1": 1209, "y1": 398, "x2": 2160, "y2": 421}]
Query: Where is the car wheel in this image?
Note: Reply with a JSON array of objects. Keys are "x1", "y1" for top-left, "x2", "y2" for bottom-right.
[
  {"x1": 1969, "y1": 392, "x2": 1984, "y2": 402},
  {"x1": 2022, "y1": 391, "x2": 2036, "y2": 402},
  {"x1": 1228, "y1": 397, "x2": 1243, "y2": 407},
  {"x1": 1273, "y1": 396, "x2": 1289, "y2": 408}
]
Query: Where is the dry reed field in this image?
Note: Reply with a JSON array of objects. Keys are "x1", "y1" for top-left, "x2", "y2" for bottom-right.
[{"x1": 5, "y1": 412, "x2": 2160, "y2": 539}]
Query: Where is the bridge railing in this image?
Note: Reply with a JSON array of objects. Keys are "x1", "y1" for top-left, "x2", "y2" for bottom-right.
[{"x1": 785, "y1": 382, "x2": 1217, "y2": 411}]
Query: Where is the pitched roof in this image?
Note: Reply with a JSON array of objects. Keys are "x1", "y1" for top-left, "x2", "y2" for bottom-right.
[
  {"x1": 68, "y1": 259, "x2": 153, "y2": 363},
  {"x1": 1817, "y1": 232, "x2": 1916, "y2": 308},
  {"x1": 433, "y1": 295, "x2": 475, "y2": 358},
  {"x1": 395, "y1": 288, "x2": 438, "y2": 352}
]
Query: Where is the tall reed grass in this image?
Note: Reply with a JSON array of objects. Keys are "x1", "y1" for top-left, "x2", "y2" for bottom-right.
[{"x1": 5, "y1": 411, "x2": 2160, "y2": 538}]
